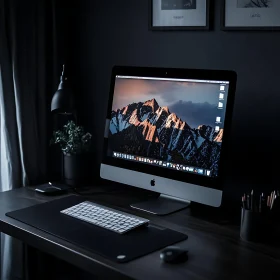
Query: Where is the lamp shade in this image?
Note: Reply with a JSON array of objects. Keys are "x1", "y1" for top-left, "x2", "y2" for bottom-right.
[{"x1": 51, "y1": 65, "x2": 75, "y2": 114}]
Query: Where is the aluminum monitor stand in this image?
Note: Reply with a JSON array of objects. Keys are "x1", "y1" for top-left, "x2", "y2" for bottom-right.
[{"x1": 130, "y1": 194, "x2": 190, "y2": 215}]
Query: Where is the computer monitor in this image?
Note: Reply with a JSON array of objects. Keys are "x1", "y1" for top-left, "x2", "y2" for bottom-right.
[{"x1": 101, "y1": 66, "x2": 236, "y2": 215}]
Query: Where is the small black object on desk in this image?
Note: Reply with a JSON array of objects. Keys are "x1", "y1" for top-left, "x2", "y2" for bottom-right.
[
  {"x1": 35, "y1": 182, "x2": 69, "y2": 195},
  {"x1": 160, "y1": 246, "x2": 188, "y2": 264}
]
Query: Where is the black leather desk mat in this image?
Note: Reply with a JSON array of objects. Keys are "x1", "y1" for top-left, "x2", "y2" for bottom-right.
[{"x1": 6, "y1": 195, "x2": 188, "y2": 263}]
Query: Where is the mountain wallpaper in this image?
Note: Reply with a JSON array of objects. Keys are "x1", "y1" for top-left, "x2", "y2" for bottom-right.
[{"x1": 108, "y1": 78, "x2": 225, "y2": 177}]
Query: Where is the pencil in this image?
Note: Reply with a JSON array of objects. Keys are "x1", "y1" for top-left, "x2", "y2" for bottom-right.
[
  {"x1": 270, "y1": 191, "x2": 274, "y2": 207},
  {"x1": 271, "y1": 191, "x2": 276, "y2": 210}
]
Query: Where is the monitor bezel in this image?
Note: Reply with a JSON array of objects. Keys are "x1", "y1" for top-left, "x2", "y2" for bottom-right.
[{"x1": 102, "y1": 66, "x2": 236, "y2": 191}]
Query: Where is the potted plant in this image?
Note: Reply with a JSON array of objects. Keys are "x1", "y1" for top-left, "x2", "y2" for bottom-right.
[{"x1": 51, "y1": 120, "x2": 92, "y2": 186}]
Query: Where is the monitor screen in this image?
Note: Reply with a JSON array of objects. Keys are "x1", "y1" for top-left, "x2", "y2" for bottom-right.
[{"x1": 107, "y1": 75, "x2": 230, "y2": 179}]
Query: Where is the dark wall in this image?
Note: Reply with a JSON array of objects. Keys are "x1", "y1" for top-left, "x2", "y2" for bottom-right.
[{"x1": 67, "y1": 0, "x2": 280, "y2": 203}]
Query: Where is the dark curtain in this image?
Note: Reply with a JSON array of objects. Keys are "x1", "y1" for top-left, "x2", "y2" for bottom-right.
[{"x1": 0, "y1": 0, "x2": 64, "y2": 279}]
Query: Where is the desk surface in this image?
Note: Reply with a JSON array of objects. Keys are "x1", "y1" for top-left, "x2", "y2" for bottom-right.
[{"x1": 0, "y1": 186, "x2": 280, "y2": 280}]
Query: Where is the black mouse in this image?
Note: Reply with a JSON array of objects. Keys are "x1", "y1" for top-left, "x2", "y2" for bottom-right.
[{"x1": 160, "y1": 246, "x2": 188, "y2": 264}]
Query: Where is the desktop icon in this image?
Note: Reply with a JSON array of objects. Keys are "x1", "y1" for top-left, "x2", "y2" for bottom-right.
[
  {"x1": 219, "y1": 93, "x2": 224, "y2": 100},
  {"x1": 216, "y1": 116, "x2": 221, "y2": 123},
  {"x1": 218, "y1": 102, "x2": 223, "y2": 108},
  {"x1": 215, "y1": 126, "x2": 220, "y2": 132},
  {"x1": 220, "y1": 85, "x2": 225, "y2": 91}
]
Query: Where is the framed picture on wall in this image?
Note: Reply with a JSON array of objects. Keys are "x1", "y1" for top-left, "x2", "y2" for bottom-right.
[
  {"x1": 222, "y1": 0, "x2": 280, "y2": 30},
  {"x1": 149, "y1": 0, "x2": 210, "y2": 30}
]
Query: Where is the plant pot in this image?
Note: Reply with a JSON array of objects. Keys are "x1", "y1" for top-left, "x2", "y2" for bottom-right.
[{"x1": 63, "y1": 154, "x2": 90, "y2": 187}]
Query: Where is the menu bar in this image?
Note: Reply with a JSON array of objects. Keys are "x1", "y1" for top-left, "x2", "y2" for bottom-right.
[{"x1": 116, "y1": 75, "x2": 230, "y2": 84}]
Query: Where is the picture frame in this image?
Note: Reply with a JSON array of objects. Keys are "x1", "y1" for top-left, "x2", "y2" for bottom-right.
[
  {"x1": 221, "y1": 0, "x2": 280, "y2": 30},
  {"x1": 149, "y1": 0, "x2": 210, "y2": 31}
]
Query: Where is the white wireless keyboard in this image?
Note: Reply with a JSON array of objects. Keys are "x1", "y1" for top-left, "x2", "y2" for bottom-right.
[{"x1": 60, "y1": 201, "x2": 149, "y2": 234}]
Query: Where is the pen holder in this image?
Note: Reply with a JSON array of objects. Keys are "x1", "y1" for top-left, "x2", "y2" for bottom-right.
[{"x1": 240, "y1": 208, "x2": 271, "y2": 242}]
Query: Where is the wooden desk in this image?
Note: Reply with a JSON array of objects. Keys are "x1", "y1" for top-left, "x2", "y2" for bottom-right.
[{"x1": 0, "y1": 186, "x2": 279, "y2": 280}]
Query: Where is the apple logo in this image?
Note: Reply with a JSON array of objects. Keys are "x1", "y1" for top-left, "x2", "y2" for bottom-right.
[{"x1": 150, "y1": 179, "x2": 155, "y2": 186}]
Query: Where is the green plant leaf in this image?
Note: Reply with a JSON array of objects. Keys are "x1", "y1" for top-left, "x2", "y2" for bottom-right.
[{"x1": 50, "y1": 120, "x2": 92, "y2": 155}]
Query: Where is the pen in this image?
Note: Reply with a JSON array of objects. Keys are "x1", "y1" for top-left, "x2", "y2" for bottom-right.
[
  {"x1": 270, "y1": 191, "x2": 274, "y2": 209},
  {"x1": 242, "y1": 195, "x2": 246, "y2": 210},
  {"x1": 271, "y1": 191, "x2": 276, "y2": 210},
  {"x1": 250, "y1": 190, "x2": 254, "y2": 212},
  {"x1": 267, "y1": 195, "x2": 271, "y2": 208},
  {"x1": 259, "y1": 193, "x2": 263, "y2": 213},
  {"x1": 260, "y1": 193, "x2": 266, "y2": 213},
  {"x1": 247, "y1": 193, "x2": 251, "y2": 210}
]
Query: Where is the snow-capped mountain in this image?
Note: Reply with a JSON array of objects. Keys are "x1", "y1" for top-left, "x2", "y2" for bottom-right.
[{"x1": 109, "y1": 99, "x2": 223, "y2": 176}]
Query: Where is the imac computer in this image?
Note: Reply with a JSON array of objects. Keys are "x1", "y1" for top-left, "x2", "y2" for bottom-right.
[{"x1": 101, "y1": 66, "x2": 236, "y2": 215}]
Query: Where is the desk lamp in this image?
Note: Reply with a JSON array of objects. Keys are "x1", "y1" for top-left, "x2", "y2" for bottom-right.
[{"x1": 51, "y1": 64, "x2": 75, "y2": 114}]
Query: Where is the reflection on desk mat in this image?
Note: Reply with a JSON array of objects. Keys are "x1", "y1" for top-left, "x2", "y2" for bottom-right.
[{"x1": 6, "y1": 195, "x2": 188, "y2": 263}]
